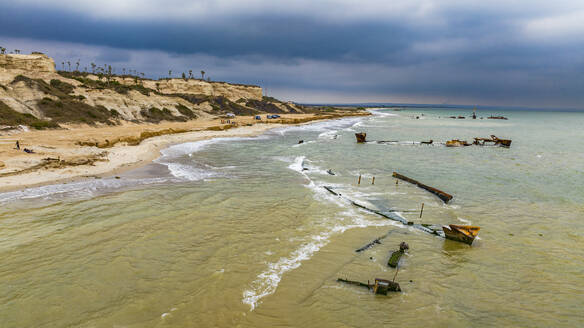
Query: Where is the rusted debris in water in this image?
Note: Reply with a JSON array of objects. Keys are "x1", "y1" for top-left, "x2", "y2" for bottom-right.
[
  {"x1": 388, "y1": 242, "x2": 409, "y2": 268},
  {"x1": 445, "y1": 139, "x2": 471, "y2": 147},
  {"x1": 373, "y1": 278, "x2": 401, "y2": 294},
  {"x1": 356, "y1": 237, "x2": 382, "y2": 252},
  {"x1": 387, "y1": 251, "x2": 402, "y2": 269},
  {"x1": 337, "y1": 278, "x2": 401, "y2": 295},
  {"x1": 355, "y1": 231, "x2": 393, "y2": 252},
  {"x1": 473, "y1": 135, "x2": 512, "y2": 148},
  {"x1": 443, "y1": 224, "x2": 480, "y2": 245},
  {"x1": 392, "y1": 172, "x2": 453, "y2": 203},
  {"x1": 488, "y1": 115, "x2": 508, "y2": 120},
  {"x1": 355, "y1": 132, "x2": 367, "y2": 143},
  {"x1": 323, "y1": 185, "x2": 441, "y2": 236},
  {"x1": 322, "y1": 186, "x2": 480, "y2": 245},
  {"x1": 420, "y1": 140, "x2": 433, "y2": 144}
]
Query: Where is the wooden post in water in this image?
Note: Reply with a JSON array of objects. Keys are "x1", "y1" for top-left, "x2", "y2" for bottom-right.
[
  {"x1": 358, "y1": 175, "x2": 361, "y2": 185},
  {"x1": 419, "y1": 203, "x2": 425, "y2": 218},
  {"x1": 372, "y1": 177, "x2": 375, "y2": 185}
]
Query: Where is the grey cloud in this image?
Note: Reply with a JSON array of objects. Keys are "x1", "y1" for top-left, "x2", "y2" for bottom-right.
[{"x1": 1, "y1": 1, "x2": 583, "y2": 109}]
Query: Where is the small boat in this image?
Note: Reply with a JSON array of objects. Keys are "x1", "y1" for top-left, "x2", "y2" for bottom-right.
[{"x1": 442, "y1": 224, "x2": 480, "y2": 245}]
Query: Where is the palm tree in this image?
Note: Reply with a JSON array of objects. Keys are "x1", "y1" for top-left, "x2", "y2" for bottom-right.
[
  {"x1": 75, "y1": 60, "x2": 80, "y2": 72},
  {"x1": 0, "y1": 47, "x2": 6, "y2": 54},
  {"x1": 91, "y1": 62, "x2": 96, "y2": 74},
  {"x1": 168, "y1": 70, "x2": 172, "y2": 79},
  {"x1": 182, "y1": 72, "x2": 186, "y2": 80},
  {"x1": 67, "y1": 61, "x2": 71, "y2": 71},
  {"x1": 201, "y1": 70, "x2": 205, "y2": 80},
  {"x1": 107, "y1": 65, "x2": 112, "y2": 83},
  {"x1": 188, "y1": 70, "x2": 193, "y2": 79},
  {"x1": 62, "y1": 62, "x2": 65, "y2": 70},
  {"x1": 14, "y1": 49, "x2": 20, "y2": 54}
]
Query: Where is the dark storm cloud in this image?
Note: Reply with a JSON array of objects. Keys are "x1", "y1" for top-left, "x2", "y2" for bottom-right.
[
  {"x1": 0, "y1": 4, "x2": 411, "y2": 62},
  {"x1": 1, "y1": 1, "x2": 583, "y2": 108}
]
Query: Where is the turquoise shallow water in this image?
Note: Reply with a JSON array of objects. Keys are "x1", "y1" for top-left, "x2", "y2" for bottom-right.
[{"x1": 0, "y1": 109, "x2": 583, "y2": 327}]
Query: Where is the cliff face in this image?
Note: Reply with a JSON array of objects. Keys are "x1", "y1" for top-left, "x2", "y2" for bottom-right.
[
  {"x1": 0, "y1": 54, "x2": 56, "y2": 73},
  {"x1": 144, "y1": 79, "x2": 262, "y2": 101},
  {"x1": 0, "y1": 53, "x2": 305, "y2": 128},
  {"x1": 108, "y1": 76, "x2": 262, "y2": 102}
]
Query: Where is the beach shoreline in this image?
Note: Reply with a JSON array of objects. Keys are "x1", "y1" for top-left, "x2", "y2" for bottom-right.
[{"x1": 0, "y1": 112, "x2": 368, "y2": 192}]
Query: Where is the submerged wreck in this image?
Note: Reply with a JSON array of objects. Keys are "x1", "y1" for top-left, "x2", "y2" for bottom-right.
[
  {"x1": 473, "y1": 135, "x2": 512, "y2": 148},
  {"x1": 323, "y1": 183, "x2": 480, "y2": 245},
  {"x1": 354, "y1": 132, "x2": 511, "y2": 148},
  {"x1": 446, "y1": 135, "x2": 511, "y2": 148},
  {"x1": 443, "y1": 224, "x2": 480, "y2": 245},
  {"x1": 445, "y1": 139, "x2": 470, "y2": 147},
  {"x1": 338, "y1": 278, "x2": 401, "y2": 295},
  {"x1": 388, "y1": 242, "x2": 409, "y2": 268},
  {"x1": 392, "y1": 172, "x2": 453, "y2": 203},
  {"x1": 355, "y1": 132, "x2": 367, "y2": 143}
]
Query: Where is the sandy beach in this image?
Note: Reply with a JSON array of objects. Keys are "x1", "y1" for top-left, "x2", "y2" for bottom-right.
[{"x1": 0, "y1": 112, "x2": 368, "y2": 192}]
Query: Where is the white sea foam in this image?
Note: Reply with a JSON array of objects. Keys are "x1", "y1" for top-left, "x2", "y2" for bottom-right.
[
  {"x1": 271, "y1": 116, "x2": 363, "y2": 135},
  {"x1": 164, "y1": 163, "x2": 222, "y2": 181},
  {"x1": 157, "y1": 136, "x2": 268, "y2": 181},
  {"x1": 242, "y1": 211, "x2": 394, "y2": 311},
  {"x1": 292, "y1": 140, "x2": 317, "y2": 148},
  {"x1": 0, "y1": 177, "x2": 170, "y2": 204},
  {"x1": 242, "y1": 155, "x2": 400, "y2": 311},
  {"x1": 158, "y1": 135, "x2": 269, "y2": 159},
  {"x1": 457, "y1": 217, "x2": 471, "y2": 224},
  {"x1": 318, "y1": 130, "x2": 339, "y2": 139},
  {"x1": 288, "y1": 156, "x2": 306, "y2": 173}
]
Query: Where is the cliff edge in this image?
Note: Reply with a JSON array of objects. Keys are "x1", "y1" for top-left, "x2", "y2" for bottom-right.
[{"x1": 0, "y1": 53, "x2": 311, "y2": 128}]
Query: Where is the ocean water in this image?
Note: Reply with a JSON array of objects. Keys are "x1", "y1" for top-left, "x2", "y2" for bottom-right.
[{"x1": 0, "y1": 108, "x2": 583, "y2": 327}]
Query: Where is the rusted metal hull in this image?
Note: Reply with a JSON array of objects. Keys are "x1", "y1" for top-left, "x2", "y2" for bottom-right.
[
  {"x1": 473, "y1": 135, "x2": 512, "y2": 148},
  {"x1": 392, "y1": 172, "x2": 453, "y2": 203},
  {"x1": 445, "y1": 139, "x2": 470, "y2": 147},
  {"x1": 388, "y1": 250, "x2": 404, "y2": 268},
  {"x1": 442, "y1": 224, "x2": 480, "y2": 245},
  {"x1": 355, "y1": 132, "x2": 367, "y2": 143},
  {"x1": 337, "y1": 278, "x2": 401, "y2": 295}
]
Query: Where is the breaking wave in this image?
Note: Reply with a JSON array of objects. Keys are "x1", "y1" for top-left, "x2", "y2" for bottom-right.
[{"x1": 242, "y1": 155, "x2": 395, "y2": 311}]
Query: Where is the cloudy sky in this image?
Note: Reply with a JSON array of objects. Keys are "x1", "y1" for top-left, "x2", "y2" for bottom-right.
[{"x1": 1, "y1": 0, "x2": 583, "y2": 108}]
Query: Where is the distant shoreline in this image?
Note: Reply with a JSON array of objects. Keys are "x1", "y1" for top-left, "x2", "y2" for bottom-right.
[{"x1": 302, "y1": 103, "x2": 584, "y2": 113}]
